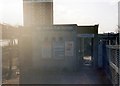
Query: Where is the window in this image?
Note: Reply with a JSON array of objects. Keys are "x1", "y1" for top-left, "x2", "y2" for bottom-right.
[
  {"x1": 52, "y1": 37, "x2": 56, "y2": 41},
  {"x1": 59, "y1": 37, "x2": 63, "y2": 41},
  {"x1": 44, "y1": 37, "x2": 48, "y2": 42}
]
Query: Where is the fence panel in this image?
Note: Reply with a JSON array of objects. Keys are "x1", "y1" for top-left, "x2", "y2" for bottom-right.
[{"x1": 106, "y1": 45, "x2": 120, "y2": 85}]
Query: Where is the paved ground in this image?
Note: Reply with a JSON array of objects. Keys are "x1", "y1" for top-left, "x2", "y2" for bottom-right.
[
  {"x1": 2, "y1": 77, "x2": 19, "y2": 85},
  {"x1": 2, "y1": 67, "x2": 112, "y2": 85},
  {"x1": 19, "y1": 67, "x2": 112, "y2": 85}
]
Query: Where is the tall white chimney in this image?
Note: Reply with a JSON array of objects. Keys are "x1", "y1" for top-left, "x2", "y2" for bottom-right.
[{"x1": 23, "y1": 0, "x2": 53, "y2": 27}]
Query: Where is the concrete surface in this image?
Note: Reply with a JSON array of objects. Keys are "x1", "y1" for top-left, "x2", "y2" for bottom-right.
[{"x1": 19, "y1": 67, "x2": 112, "y2": 85}]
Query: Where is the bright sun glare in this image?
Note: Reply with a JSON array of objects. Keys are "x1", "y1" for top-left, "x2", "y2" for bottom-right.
[
  {"x1": 1, "y1": 0, "x2": 23, "y2": 25},
  {"x1": 0, "y1": 0, "x2": 119, "y2": 33}
]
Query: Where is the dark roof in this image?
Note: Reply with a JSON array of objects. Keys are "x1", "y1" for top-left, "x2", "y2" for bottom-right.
[
  {"x1": 77, "y1": 25, "x2": 98, "y2": 34},
  {"x1": 53, "y1": 24, "x2": 77, "y2": 26}
]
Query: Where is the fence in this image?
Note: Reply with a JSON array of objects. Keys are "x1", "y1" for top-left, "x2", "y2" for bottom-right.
[
  {"x1": 2, "y1": 39, "x2": 19, "y2": 82},
  {"x1": 106, "y1": 45, "x2": 120, "y2": 85}
]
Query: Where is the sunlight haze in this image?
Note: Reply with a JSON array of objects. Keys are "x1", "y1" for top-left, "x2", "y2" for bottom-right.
[{"x1": 0, "y1": 0, "x2": 119, "y2": 33}]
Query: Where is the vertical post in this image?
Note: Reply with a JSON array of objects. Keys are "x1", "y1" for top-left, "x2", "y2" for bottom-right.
[
  {"x1": 93, "y1": 34, "x2": 98, "y2": 68},
  {"x1": 98, "y1": 40, "x2": 103, "y2": 68},
  {"x1": 115, "y1": 37, "x2": 118, "y2": 45},
  {"x1": 0, "y1": 24, "x2": 2, "y2": 85},
  {"x1": 118, "y1": 2, "x2": 120, "y2": 86},
  {"x1": 109, "y1": 40, "x2": 111, "y2": 45},
  {"x1": 73, "y1": 28, "x2": 77, "y2": 71},
  {"x1": 7, "y1": 40, "x2": 13, "y2": 79}
]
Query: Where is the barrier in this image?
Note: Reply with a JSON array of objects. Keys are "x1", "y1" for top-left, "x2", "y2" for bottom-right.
[{"x1": 106, "y1": 45, "x2": 120, "y2": 85}]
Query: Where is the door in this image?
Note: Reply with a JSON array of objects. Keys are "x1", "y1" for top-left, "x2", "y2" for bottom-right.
[{"x1": 78, "y1": 37, "x2": 93, "y2": 68}]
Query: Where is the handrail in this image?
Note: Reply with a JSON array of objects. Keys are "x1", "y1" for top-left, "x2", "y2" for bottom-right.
[{"x1": 109, "y1": 61, "x2": 119, "y2": 75}]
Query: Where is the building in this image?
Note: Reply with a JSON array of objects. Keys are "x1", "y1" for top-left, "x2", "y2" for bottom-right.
[
  {"x1": 23, "y1": 0, "x2": 53, "y2": 27},
  {"x1": 20, "y1": 0, "x2": 99, "y2": 84},
  {"x1": 19, "y1": 24, "x2": 99, "y2": 84}
]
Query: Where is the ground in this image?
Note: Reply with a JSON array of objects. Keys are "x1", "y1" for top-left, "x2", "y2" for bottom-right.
[{"x1": 18, "y1": 67, "x2": 112, "y2": 85}]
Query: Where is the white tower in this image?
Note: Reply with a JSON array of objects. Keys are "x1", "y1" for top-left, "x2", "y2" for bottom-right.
[{"x1": 23, "y1": 0, "x2": 53, "y2": 27}]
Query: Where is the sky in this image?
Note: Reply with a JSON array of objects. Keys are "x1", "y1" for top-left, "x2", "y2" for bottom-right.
[{"x1": 0, "y1": 0, "x2": 119, "y2": 33}]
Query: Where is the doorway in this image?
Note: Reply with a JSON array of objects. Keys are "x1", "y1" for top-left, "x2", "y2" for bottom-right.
[{"x1": 78, "y1": 37, "x2": 93, "y2": 68}]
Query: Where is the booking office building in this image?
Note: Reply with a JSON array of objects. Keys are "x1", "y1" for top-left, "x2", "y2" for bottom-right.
[
  {"x1": 19, "y1": 24, "x2": 98, "y2": 84},
  {"x1": 31, "y1": 25, "x2": 77, "y2": 72}
]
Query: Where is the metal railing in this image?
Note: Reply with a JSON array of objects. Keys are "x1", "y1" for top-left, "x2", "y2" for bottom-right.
[
  {"x1": 106, "y1": 45, "x2": 120, "y2": 85},
  {"x1": 2, "y1": 39, "x2": 19, "y2": 82}
]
